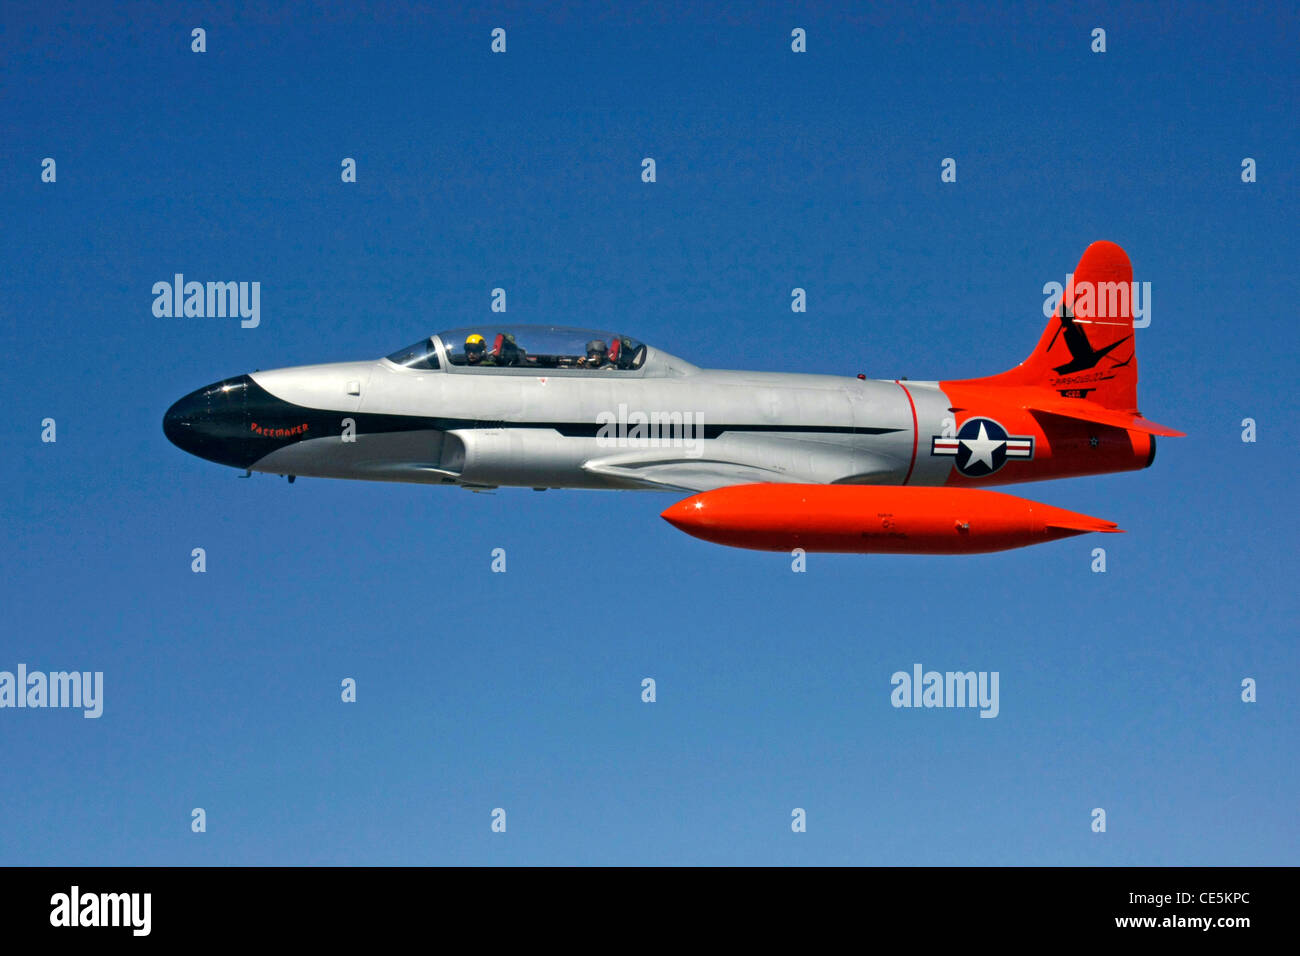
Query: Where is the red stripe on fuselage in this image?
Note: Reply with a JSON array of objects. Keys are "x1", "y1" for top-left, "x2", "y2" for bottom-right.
[{"x1": 896, "y1": 381, "x2": 919, "y2": 485}]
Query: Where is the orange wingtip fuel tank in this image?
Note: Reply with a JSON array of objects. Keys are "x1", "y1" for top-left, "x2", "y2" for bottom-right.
[{"x1": 661, "y1": 484, "x2": 1122, "y2": 555}]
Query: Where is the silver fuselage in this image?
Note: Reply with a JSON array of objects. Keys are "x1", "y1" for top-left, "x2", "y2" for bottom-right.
[{"x1": 236, "y1": 346, "x2": 953, "y2": 492}]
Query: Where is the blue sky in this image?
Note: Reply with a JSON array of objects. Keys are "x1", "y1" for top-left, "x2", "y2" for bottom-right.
[{"x1": 2, "y1": 0, "x2": 1296, "y2": 864}]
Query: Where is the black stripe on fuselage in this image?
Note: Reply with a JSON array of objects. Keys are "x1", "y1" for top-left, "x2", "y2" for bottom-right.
[
  {"x1": 314, "y1": 415, "x2": 899, "y2": 439},
  {"x1": 548, "y1": 422, "x2": 895, "y2": 438}
]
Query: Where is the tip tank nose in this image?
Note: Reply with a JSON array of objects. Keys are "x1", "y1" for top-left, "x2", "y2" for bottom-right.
[{"x1": 660, "y1": 495, "x2": 710, "y2": 531}]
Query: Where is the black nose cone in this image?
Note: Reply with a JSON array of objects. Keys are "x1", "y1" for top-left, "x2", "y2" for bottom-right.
[
  {"x1": 162, "y1": 392, "x2": 202, "y2": 448},
  {"x1": 163, "y1": 375, "x2": 260, "y2": 469}
]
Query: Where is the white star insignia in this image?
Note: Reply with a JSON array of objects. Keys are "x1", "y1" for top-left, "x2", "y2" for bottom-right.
[{"x1": 960, "y1": 423, "x2": 1004, "y2": 471}]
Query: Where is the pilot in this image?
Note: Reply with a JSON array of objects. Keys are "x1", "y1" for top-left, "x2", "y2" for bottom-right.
[
  {"x1": 464, "y1": 333, "x2": 494, "y2": 366},
  {"x1": 580, "y1": 339, "x2": 611, "y2": 368}
]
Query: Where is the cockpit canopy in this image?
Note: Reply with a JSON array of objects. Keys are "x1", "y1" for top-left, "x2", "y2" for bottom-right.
[
  {"x1": 385, "y1": 337, "x2": 441, "y2": 370},
  {"x1": 386, "y1": 325, "x2": 648, "y2": 372}
]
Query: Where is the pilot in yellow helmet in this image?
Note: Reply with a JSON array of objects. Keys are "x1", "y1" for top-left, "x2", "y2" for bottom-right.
[{"x1": 465, "y1": 333, "x2": 491, "y2": 366}]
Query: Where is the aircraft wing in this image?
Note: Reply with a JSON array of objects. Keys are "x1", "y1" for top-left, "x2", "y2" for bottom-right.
[
  {"x1": 582, "y1": 456, "x2": 794, "y2": 492},
  {"x1": 583, "y1": 447, "x2": 900, "y2": 493}
]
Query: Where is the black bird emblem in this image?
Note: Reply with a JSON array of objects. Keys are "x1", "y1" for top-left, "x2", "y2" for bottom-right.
[{"x1": 1048, "y1": 301, "x2": 1131, "y2": 375}]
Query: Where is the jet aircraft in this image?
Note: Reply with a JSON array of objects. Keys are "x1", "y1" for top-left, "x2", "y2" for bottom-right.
[{"x1": 164, "y1": 241, "x2": 1181, "y2": 554}]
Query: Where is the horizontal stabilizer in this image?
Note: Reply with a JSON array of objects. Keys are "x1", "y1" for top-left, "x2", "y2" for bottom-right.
[{"x1": 1027, "y1": 398, "x2": 1185, "y2": 437}]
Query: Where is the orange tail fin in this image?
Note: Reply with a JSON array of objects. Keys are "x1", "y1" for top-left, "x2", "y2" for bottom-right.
[{"x1": 960, "y1": 241, "x2": 1142, "y2": 413}]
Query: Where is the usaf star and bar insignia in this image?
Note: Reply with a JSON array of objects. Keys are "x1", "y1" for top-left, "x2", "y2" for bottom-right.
[{"x1": 931, "y1": 417, "x2": 1034, "y2": 477}]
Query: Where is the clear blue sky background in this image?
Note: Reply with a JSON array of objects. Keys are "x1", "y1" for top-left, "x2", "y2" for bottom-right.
[{"x1": 2, "y1": 0, "x2": 1296, "y2": 865}]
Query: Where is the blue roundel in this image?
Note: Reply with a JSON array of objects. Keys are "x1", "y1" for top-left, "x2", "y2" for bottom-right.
[{"x1": 953, "y1": 418, "x2": 1010, "y2": 476}]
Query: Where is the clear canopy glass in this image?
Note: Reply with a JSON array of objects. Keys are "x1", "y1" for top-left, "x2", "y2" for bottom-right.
[
  {"x1": 385, "y1": 337, "x2": 440, "y2": 370},
  {"x1": 387, "y1": 325, "x2": 648, "y2": 371}
]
